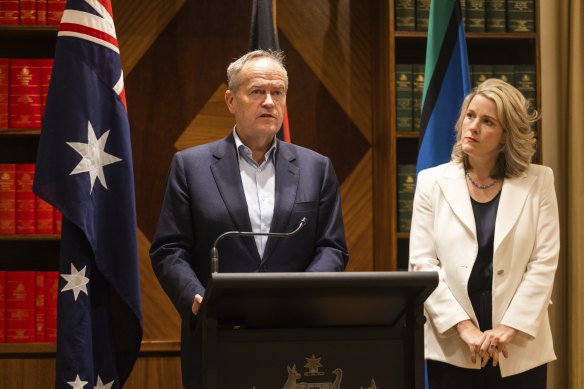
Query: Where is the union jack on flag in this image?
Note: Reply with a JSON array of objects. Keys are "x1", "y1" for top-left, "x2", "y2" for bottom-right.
[{"x1": 33, "y1": 1, "x2": 143, "y2": 388}]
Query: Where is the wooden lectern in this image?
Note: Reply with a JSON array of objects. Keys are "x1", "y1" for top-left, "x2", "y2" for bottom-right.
[{"x1": 196, "y1": 271, "x2": 438, "y2": 389}]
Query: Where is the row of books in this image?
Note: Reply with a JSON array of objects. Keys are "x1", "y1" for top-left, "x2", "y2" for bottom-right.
[
  {"x1": 0, "y1": 58, "x2": 53, "y2": 129},
  {"x1": 396, "y1": 0, "x2": 535, "y2": 33},
  {"x1": 0, "y1": 270, "x2": 58, "y2": 343},
  {"x1": 395, "y1": 63, "x2": 536, "y2": 132},
  {"x1": 0, "y1": 163, "x2": 62, "y2": 235},
  {"x1": 397, "y1": 164, "x2": 415, "y2": 233},
  {"x1": 0, "y1": 0, "x2": 65, "y2": 25}
]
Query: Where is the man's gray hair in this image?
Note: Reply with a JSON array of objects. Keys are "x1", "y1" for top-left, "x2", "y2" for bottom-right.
[{"x1": 226, "y1": 50, "x2": 288, "y2": 92}]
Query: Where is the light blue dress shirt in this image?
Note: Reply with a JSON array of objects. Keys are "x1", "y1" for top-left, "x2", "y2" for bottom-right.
[{"x1": 233, "y1": 128, "x2": 276, "y2": 258}]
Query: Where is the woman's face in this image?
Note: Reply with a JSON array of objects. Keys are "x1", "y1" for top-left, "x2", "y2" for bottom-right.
[{"x1": 461, "y1": 94, "x2": 505, "y2": 164}]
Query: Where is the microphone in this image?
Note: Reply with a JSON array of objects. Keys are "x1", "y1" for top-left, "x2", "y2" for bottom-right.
[{"x1": 210, "y1": 217, "x2": 307, "y2": 273}]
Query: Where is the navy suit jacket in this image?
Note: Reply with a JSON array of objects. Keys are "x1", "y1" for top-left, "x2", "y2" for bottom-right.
[{"x1": 150, "y1": 134, "x2": 348, "y2": 388}]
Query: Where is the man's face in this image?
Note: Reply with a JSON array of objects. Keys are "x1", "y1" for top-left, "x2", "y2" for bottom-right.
[{"x1": 225, "y1": 57, "x2": 287, "y2": 144}]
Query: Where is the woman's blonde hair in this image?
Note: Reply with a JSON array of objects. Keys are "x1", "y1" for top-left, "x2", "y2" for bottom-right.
[{"x1": 451, "y1": 78, "x2": 538, "y2": 178}]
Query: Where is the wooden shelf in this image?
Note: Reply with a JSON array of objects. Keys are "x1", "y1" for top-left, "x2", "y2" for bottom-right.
[
  {"x1": 0, "y1": 234, "x2": 60, "y2": 241},
  {"x1": 395, "y1": 31, "x2": 537, "y2": 39},
  {"x1": 0, "y1": 343, "x2": 56, "y2": 358},
  {"x1": 0, "y1": 340, "x2": 181, "y2": 359},
  {"x1": 0, "y1": 129, "x2": 41, "y2": 135},
  {"x1": 396, "y1": 131, "x2": 420, "y2": 139}
]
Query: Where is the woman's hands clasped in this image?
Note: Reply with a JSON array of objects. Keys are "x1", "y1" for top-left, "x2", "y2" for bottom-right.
[{"x1": 455, "y1": 320, "x2": 517, "y2": 367}]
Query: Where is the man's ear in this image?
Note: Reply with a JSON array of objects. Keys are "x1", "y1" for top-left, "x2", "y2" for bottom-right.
[{"x1": 225, "y1": 89, "x2": 236, "y2": 114}]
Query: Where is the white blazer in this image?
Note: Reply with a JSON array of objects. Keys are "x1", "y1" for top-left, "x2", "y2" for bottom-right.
[{"x1": 409, "y1": 162, "x2": 559, "y2": 377}]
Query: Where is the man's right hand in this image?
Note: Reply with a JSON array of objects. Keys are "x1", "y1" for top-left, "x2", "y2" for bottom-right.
[{"x1": 192, "y1": 294, "x2": 203, "y2": 315}]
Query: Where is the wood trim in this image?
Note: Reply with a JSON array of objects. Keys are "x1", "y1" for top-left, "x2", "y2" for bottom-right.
[
  {"x1": 372, "y1": 0, "x2": 394, "y2": 271},
  {"x1": 0, "y1": 340, "x2": 181, "y2": 359}
]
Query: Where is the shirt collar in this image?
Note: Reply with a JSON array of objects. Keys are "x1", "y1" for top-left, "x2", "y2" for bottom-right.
[{"x1": 233, "y1": 126, "x2": 277, "y2": 163}]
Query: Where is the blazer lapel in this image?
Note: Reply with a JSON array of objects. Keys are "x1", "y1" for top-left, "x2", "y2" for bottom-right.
[
  {"x1": 209, "y1": 135, "x2": 260, "y2": 262},
  {"x1": 262, "y1": 141, "x2": 299, "y2": 262},
  {"x1": 494, "y1": 172, "x2": 536, "y2": 251},
  {"x1": 436, "y1": 163, "x2": 477, "y2": 239}
]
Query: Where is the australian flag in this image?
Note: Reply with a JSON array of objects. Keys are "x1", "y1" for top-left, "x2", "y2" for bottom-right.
[{"x1": 32, "y1": 1, "x2": 143, "y2": 388}]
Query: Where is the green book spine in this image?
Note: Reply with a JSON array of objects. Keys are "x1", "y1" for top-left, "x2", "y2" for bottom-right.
[
  {"x1": 507, "y1": 0, "x2": 534, "y2": 32},
  {"x1": 396, "y1": 0, "x2": 415, "y2": 31},
  {"x1": 413, "y1": 64, "x2": 425, "y2": 132},
  {"x1": 471, "y1": 64, "x2": 493, "y2": 89},
  {"x1": 486, "y1": 0, "x2": 506, "y2": 32},
  {"x1": 415, "y1": 0, "x2": 430, "y2": 32},
  {"x1": 515, "y1": 64, "x2": 536, "y2": 110},
  {"x1": 395, "y1": 64, "x2": 413, "y2": 132},
  {"x1": 465, "y1": 0, "x2": 486, "y2": 32},
  {"x1": 492, "y1": 64, "x2": 515, "y2": 85},
  {"x1": 397, "y1": 164, "x2": 416, "y2": 233}
]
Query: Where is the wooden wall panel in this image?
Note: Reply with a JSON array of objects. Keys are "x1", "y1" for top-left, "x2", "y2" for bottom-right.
[
  {"x1": 341, "y1": 150, "x2": 374, "y2": 271},
  {"x1": 124, "y1": 354, "x2": 182, "y2": 389},
  {"x1": 174, "y1": 83, "x2": 232, "y2": 151},
  {"x1": 0, "y1": 358, "x2": 55, "y2": 389},
  {"x1": 126, "y1": 0, "x2": 251, "y2": 240},
  {"x1": 138, "y1": 230, "x2": 180, "y2": 340},
  {"x1": 113, "y1": 0, "x2": 186, "y2": 75},
  {"x1": 278, "y1": 0, "x2": 374, "y2": 142},
  {"x1": 0, "y1": 352, "x2": 182, "y2": 389}
]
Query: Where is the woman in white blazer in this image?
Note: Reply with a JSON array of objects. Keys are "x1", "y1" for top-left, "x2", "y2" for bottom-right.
[{"x1": 410, "y1": 78, "x2": 559, "y2": 389}]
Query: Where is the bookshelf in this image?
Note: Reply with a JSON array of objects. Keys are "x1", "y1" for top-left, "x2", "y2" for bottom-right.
[
  {"x1": 0, "y1": 25, "x2": 59, "y2": 357},
  {"x1": 387, "y1": 0, "x2": 541, "y2": 269}
]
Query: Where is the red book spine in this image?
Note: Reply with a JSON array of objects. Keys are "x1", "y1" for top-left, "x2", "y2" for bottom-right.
[
  {"x1": 44, "y1": 271, "x2": 58, "y2": 343},
  {"x1": 40, "y1": 58, "x2": 53, "y2": 122},
  {"x1": 35, "y1": 271, "x2": 45, "y2": 342},
  {"x1": 0, "y1": 163, "x2": 16, "y2": 234},
  {"x1": 0, "y1": 58, "x2": 8, "y2": 128},
  {"x1": 46, "y1": 0, "x2": 65, "y2": 25},
  {"x1": 36, "y1": 0, "x2": 47, "y2": 24},
  {"x1": 20, "y1": 0, "x2": 36, "y2": 24},
  {"x1": 35, "y1": 195, "x2": 54, "y2": 234},
  {"x1": 9, "y1": 58, "x2": 42, "y2": 129},
  {"x1": 54, "y1": 208, "x2": 62, "y2": 234},
  {"x1": 0, "y1": 1, "x2": 19, "y2": 24},
  {"x1": 16, "y1": 163, "x2": 35, "y2": 234},
  {"x1": 0, "y1": 271, "x2": 5, "y2": 342},
  {"x1": 6, "y1": 271, "x2": 35, "y2": 343}
]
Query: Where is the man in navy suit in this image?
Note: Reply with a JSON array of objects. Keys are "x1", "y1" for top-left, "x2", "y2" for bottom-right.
[{"x1": 149, "y1": 50, "x2": 348, "y2": 389}]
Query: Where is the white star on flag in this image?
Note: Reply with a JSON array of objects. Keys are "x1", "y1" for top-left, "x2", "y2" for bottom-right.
[
  {"x1": 61, "y1": 263, "x2": 90, "y2": 301},
  {"x1": 94, "y1": 376, "x2": 114, "y2": 389},
  {"x1": 67, "y1": 120, "x2": 123, "y2": 193},
  {"x1": 67, "y1": 374, "x2": 88, "y2": 389}
]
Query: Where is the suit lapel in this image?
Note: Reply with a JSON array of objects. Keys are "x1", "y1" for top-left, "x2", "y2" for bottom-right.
[
  {"x1": 494, "y1": 172, "x2": 536, "y2": 251},
  {"x1": 436, "y1": 163, "x2": 477, "y2": 239},
  {"x1": 262, "y1": 141, "x2": 299, "y2": 262},
  {"x1": 209, "y1": 135, "x2": 260, "y2": 262}
]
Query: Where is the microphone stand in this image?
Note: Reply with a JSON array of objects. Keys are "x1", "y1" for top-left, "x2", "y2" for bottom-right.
[{"x1": 210, "y1": 217, "x2": 307, "y2": 273}]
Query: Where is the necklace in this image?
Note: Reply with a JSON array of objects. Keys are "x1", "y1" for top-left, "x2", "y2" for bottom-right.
[{"x1": 465, "y1": 170, "x2": 499, "y2": 190}]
